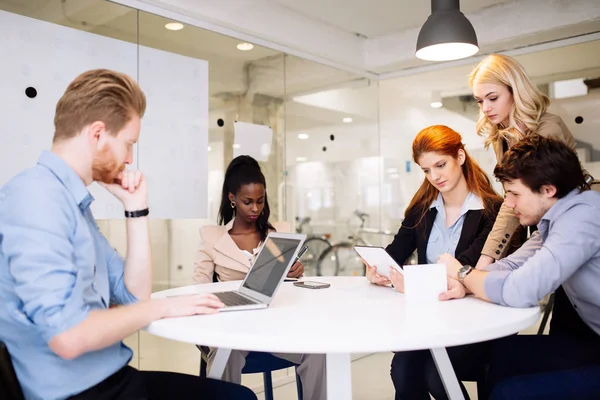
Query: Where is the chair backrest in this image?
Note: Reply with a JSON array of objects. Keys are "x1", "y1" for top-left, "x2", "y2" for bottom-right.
[
  {"x1": 241, "y1": 351, "x2": 297, "y2": 374},
  {"x1": 0, "y1": 342, "x2": 25, "y2": 400}
]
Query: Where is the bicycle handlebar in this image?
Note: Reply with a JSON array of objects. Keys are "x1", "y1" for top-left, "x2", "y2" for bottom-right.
[{"x1": 353, "y1": 210, "x2": 369, "y2": 221}]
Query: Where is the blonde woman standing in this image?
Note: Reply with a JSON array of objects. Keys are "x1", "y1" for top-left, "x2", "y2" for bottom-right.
[{"x1": 469, "y1": 54, "x2": 596, "y2": 269}]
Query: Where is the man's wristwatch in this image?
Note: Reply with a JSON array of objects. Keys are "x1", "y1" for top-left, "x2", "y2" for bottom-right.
[
  {"x1": 457, "y1": 265, "x2": 474, "y2": 282},
  {"x1": 124, "y1": 208, "x2": 149, "y2": 218}
]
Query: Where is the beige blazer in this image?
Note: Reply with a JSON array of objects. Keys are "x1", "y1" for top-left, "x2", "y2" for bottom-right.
[
  {"x1": 482, "y1": 112, "x2": 587, "y2": 259},
  {"x1": 193, "y1": 220, "x2": 291, "y2": 284},
  {"x1": 490, "y1": 113, "x2": 576, "y2": 165}
]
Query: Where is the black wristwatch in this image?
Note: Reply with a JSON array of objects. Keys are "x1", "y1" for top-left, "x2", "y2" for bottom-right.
[
  {"x1": 124, "y1": 208, "x2": 149, "y2": 218},
  {"x1": 457, "y1": 265, "x2": 474, "y2": 282}
]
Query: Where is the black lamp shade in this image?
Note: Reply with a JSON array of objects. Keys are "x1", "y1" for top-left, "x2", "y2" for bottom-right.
[{"x1": 416, "y1": 0, "x2": 479, "y2": 61}]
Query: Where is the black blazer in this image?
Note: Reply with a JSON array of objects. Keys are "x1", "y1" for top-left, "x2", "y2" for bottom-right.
[{"x1": 386, "y1": 197, "x2": 502, "y2": 266}]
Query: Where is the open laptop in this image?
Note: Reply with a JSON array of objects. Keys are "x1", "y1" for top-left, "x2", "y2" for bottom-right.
[{"x1": 212, "y1": 232, "x2": 306, "y2": 312}]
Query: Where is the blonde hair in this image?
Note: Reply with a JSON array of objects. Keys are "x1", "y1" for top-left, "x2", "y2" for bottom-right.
[
  {"x1": 53, "y1": 69, "x2": 146, "y2": 142},
  {"x1": 469, "y1": 54, "x2": 549, "y2": 149}
]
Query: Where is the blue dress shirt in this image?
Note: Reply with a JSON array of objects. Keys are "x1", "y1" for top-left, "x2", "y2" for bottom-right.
[
  {"x1": 484, "y1": 189, "x2": 600, "y2": 336},
  {"x1": 0, "y1": 151, "x2": 137, "y2": 400}
]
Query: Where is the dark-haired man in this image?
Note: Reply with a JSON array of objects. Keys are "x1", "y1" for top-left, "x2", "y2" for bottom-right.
[{"x1": 439, "y1": 135, "x2": 600, "y2": 395}]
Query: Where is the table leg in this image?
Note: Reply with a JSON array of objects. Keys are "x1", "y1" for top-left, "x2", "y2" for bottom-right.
[
  {"x1": 207, "y1": 348, "x2": 232, "y2": 379},
  {"x1": 326, "y1": 353, "x2": 352, "y2": 399},
  {"x1": 430, "y1": 347, "x2": 465, "y2": 400}
]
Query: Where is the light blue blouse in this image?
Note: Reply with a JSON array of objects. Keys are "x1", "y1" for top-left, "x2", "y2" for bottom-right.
[{"x1": 425, "y1": 192, "x2": 484, "y2": 264}]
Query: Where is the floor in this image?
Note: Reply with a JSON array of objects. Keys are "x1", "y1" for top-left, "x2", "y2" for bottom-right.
[{"x1": 124, "y1": 314, "x2": 548, "y2": 399}]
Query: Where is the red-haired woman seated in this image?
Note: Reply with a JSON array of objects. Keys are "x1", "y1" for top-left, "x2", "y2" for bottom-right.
[{"x1": 365, "y1": 125, "x2": 503, "y2": 399}]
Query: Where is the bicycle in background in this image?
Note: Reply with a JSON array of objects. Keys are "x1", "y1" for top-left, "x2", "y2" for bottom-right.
[
  {"x1": 317, "y1": 210, "x2": 417, "y2": 276},
  {"x1": 295, "y1": 216, "x2": 333, "y2": 277},
  {"x1": 317, "y1": 210, "x2": 371, "y2": 276}
]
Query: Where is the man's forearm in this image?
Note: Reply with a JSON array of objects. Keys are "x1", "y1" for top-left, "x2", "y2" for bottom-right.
[
  {"x1": 124, "y1": 214, "x2": 152, "y2": 300},
  {"x1": 463, "y1": 270, "x2": 490, "y2": 302},
  {"x1": 49, "y1": 299, "x2": 165, "y2": 360}
]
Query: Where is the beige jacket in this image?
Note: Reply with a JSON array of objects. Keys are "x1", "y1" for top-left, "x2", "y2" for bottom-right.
[
  {"x1": 193, "y1": 220, "x2": 290, "y2": 284},
  {"x1": 482, "y1": 112, "x2": 577, "y2": 259}
]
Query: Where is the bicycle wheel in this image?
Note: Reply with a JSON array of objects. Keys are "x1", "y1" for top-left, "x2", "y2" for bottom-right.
[
  {"x1": 317, "y1": 242, "x2": 366, "y2": 276},
  {"x1": 316, "y1": 244, "x2": 341, "y2": 276},
  {"x1": 301, "y1": 237, "x2": 332, "y2": 277},
  {"x1": 331, "y1": 242, "x2": 366, "y2": 276}
]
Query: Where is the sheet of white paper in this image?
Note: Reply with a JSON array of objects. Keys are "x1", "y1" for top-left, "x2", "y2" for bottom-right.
[
  {"x1": 353, "y1": 246, "x2": 403, "y2": 278},
  {"x1": 233, "y1": 121, "x2": 273, "y2": 161},
  {"x1": 403, "y1": 263, "x2": 447, "y2": 304}
]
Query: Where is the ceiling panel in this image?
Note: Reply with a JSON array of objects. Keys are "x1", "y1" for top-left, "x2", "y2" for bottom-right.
[{"x1": 270, "y1": 0, "x2": 511, "y2": 38}]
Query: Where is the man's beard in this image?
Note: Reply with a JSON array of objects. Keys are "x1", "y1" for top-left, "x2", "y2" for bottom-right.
[
  {"x1": 521, "y1": 206, "x2": 549, "y2": 227},
  {"x1": 92, "y1": 145, "x2": 124, "y2": 184}
]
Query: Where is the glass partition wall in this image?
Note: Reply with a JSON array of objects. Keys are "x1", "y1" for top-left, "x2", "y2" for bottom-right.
[
  {"x1": 2, "y1": 0, "x2": 600, "y2": 395},
  {"x1": 0, "y1": 0, "x2": 376, "y2": 390}
]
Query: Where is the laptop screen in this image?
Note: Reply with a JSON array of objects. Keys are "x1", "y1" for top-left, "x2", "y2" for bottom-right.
[{"x1": 242, "y1": 236, "x2": 301, "y2": 297}]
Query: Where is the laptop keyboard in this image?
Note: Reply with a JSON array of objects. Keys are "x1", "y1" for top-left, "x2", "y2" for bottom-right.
[{"x1": 213, "y1": 291, "x2": 259, "y2": 306}]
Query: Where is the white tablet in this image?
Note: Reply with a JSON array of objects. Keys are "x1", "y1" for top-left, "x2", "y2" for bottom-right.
[{"x1": 354, "y1": 246, "x2": 403, "y2": 278}]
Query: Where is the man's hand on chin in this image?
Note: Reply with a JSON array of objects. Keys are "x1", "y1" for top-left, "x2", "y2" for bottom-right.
[{"x1": 100, "y1": 170, "x2": 148, "y2": 210}]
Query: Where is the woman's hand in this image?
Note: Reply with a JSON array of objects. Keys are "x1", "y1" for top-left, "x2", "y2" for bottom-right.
[
  {"x1": 287, "y1": 261, "x2": 304, "y2": 278},
  {"x1": 475, "y1": 255, "x2": 494, "y2": 270},
  {"x1": 365, "y1": 261, "x2": 391, "y2": 286},
  {"x1": 389, "y1": 268, "x2": 405, "y2": 293},
  {"x1": 437, "y1": 253, "x2": 463, "y2": 279},
  {"x1": 439, "y1": 278, "x2": 467, "y2": 301}
]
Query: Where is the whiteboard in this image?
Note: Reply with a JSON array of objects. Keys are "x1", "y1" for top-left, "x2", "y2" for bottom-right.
[
  {"x1": 137, "y1": 46, "x2": 208, "y2": 219},
  {"x1": 0, "y1": 10, "x2": 208, "y2": 219},
  {"x1": 233, "y1": 121, "x2": 273, "y2": 162}
]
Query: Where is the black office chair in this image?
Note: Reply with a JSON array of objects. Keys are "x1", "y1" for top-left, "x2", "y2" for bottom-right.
[
  {"x1": 0, "y1": 342, "x2": 25, "y2": 400},
  {"x1": 462, "y1": 293, "x2": 555, "y2": 398}
]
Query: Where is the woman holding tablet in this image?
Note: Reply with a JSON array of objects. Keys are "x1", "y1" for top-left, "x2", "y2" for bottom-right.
[
  {"x1": 365, "y1": 125, "x2": 502, "y2": 399},
  {"x1": 193, "y1": 155, "x2": 327, "y2": 400}
]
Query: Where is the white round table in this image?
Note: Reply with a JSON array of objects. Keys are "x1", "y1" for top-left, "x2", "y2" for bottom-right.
[{"x1": 147, "y1": 276, "x2": 540, "y2": 399}]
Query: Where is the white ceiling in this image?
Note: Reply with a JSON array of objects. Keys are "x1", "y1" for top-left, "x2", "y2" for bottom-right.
[
  {"x1": 114, "y1": 0, "x2": 600, "y2": 75},
  {"x1": 0, "y1": 0, "x2": 283, "y2": 95},
  {"x1": 0, "y1": 0, "x2": 278, "y2": 62},
  {"x1": 9, "y1": 0, "x2": 598, "y2": 85},
  {"x1": 270, "y1": 0, "x2": 511, "y2": 38}
]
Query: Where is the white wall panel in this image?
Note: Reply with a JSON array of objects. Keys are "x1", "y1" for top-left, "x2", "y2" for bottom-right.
[{"x1": 0, "y1": 10, "x2": 208, "y2": 218}]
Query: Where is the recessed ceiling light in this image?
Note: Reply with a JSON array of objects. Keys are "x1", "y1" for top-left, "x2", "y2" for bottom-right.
[
  {"x1": 430, "y1": 101, "x2": 443, "y2": 108},
  {"x1": 207, "y1": 146, "x2": 212, "y2": 152},
  {"x1": 343, "y1": 117, "x2": 353, "y2": 123},
  {"x1": 298, "y1": 133, "x2": 309, "y2": 140},
  {"x1": 165, "y1": 22, "x2": 184, "y2": 31},
  {"x1": 296, "y1": 157, "x2": 308, "y2": 162},
  {"x1": 237, "y1": 42, "x2": 254, "y2": 51},
  {"x1": 232, "y1": 144, "x2": 241, "y2": 149}
]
